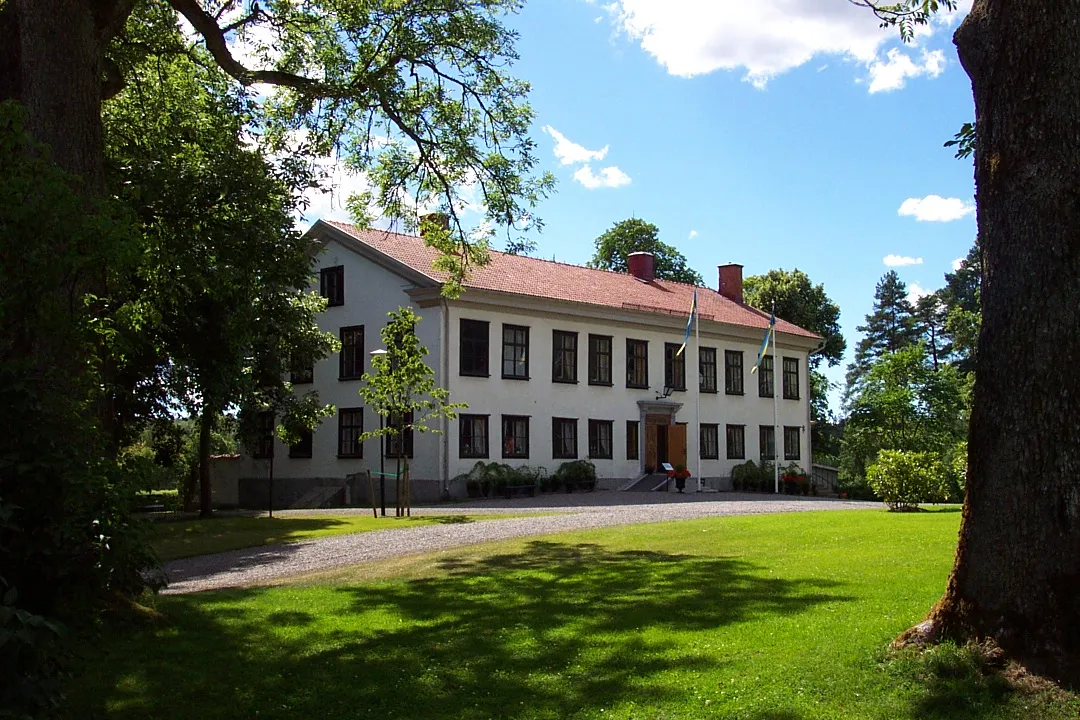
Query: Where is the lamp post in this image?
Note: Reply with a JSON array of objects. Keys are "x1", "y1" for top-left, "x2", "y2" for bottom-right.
[{"x1": 370, "y1": 348, "x2": 388, "y2": 517}]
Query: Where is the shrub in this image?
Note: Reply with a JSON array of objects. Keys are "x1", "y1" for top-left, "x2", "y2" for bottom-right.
[
  {"x1": 554, "y1": 460, "x2": 597, "y2": 490},
  {"x1": 941, "y1": 441, "x2": 967, "y2": 502},
  {"x1": 866, "y1": 450, "x2": 944, "y2": 511},
  {"x1": 731, "y1": 460, "x2": 759, "y2": 491}
]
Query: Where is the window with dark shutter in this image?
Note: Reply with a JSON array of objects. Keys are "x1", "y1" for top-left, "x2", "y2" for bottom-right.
[
  {"x1": 725, "y1": 350, "x2": 744, "y2": 395},
  {"x1": 783, "y1": 357, "x2": 800, "y2": 400},
  {"x1": 289, "y1": 429, "x2": 313, "y2": 458},
  {"x1": 626, "y1": 339, "x2": 648, "y2": 388},
  {"x1": 726, "y1": 424, "x2": 745, "y2": 460},
  {"x1": 338, "y1": 408, "x2": 363, "y2": 458},
  {"x1": 699, "y1": 347, "x2": 717, "y2": 393},
  {"x1": 501, "y1": 415, "x2": 529, "y2": 459},
  {"x1": 552, "y1": 331, "x2": 577, "y2": 383},
  {"x1": 460, "y1": 319, "x2": 490, "y2": 377},
  {"x1": 758, "y1": 356, "x2": 774, "y2": 398},
  {"x1": 588, "y1": 334, "x2": 613, "y2": 386},
  {"x1": 700, "y1": 424, "x2": 719, "y2": 459},
  {"x1": 502, "y1": 324, "x2": 529, "y2": 379},
  {"x1": 339, "y1": 325, "x2": 364, "y2": 380},
  {"x1": 784, "y1": 426, "x2": 801, "y2": 461},
  {"x1": 320, "y1": 265, "x2": 344, "y2": 306},
  {"x1": 588, "y1": 419, "x2": 613, "y2": 459},
  {"x1": 253, "y1": 411, "x2": 275, "y2": 459},
  {"x1": 459, "y1": 415, "x2": 489, "y2": 458},
  {"x1": 664, "y1": 343, "x2": 686, "y2": 390},
  {"x1": 759, "y1": 425, "x2": 776, "y2": 462},
  {"x1": 552, "y1": 417, "x2": 578, "y2": 459},
  {"x1": 384, "y1": 411, "x2": 413, "y2": 458}
]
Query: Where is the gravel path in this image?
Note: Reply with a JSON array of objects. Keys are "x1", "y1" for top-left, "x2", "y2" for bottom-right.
[{"x1": 162, "y1": 492, "x2": 879, "y2": 594}]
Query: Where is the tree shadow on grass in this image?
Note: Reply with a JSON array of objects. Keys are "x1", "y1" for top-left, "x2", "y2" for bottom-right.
[{"x1": 73, "y1": 541, "x2": 852, "y2": 720}]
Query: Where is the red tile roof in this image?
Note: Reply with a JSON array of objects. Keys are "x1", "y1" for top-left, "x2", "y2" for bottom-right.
[{"x1": 322, "y1": 221, "x2": 820, "y2": 340}]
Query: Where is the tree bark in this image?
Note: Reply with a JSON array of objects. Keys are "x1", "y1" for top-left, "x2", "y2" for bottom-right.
[
  {"x1": 923, "y1": 0, "x2": 1080, "y2": 685},
  {"x1": 198, "y1": 405, "x2": 215, "y2": 519}
]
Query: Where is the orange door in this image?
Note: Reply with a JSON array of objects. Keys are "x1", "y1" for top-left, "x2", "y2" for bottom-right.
[
  {"x1": 645, "y1": 425, "x2": 658, "y2": 471},
  {"x1": 668, "y1": 423, "x2": 688, "y2": 469}
]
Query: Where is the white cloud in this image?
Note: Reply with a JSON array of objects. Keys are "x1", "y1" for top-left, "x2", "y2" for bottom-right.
[
  {"x1": 907, "y1": 282, "x2": 933, "y2": 305},
  {"x1": 542, "y1": 126, "x2": 609, "y2": 165},
  {"x1": 597, "y1": 1, "x2": 960, "y2": 90},
  {"x1": 898, "y1": 195, "x2": 976, "y2": 222},
  {"x1": 868, "y1": 48, "x2": 945, "y2": 93},
  {"x1": 883, "y1": 254, "x2": 924, "y2": 267},
  {"x1": 688, "y1": 229, "x2": 699, "y2": 239},
  {"x1": 952, "y1": 257, "x2": 965, "y2": 272},
  {"x1": 573, "y1": 165, "x2": 632, "y2": 189}
]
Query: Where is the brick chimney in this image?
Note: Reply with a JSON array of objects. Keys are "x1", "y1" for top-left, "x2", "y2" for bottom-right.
[
  {"x1": 627, "y1": 252, "x2": 656, "y2": 282},
  {"x1": 420, "y1": 212, "x2": 450, "y2": 236},
  {"x1": 718, "y1": 264, "x2": 744, "y2": 304}
]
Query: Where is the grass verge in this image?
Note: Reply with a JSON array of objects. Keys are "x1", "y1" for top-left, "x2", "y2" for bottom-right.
[
  {"x1": 151, "y1": 512, "x2": 555, "y2": 561},
  {"x1": 76, "y1": 510, "x2": 1078, "y2": 719}
]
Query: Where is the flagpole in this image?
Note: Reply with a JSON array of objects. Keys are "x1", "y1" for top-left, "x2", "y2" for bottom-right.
[
  {"x1": 772, "y1": 301, "x2": 780, "y2": 494},
  {"x1": 695, "y1": 300, "x2": 702, "y2": 492}
]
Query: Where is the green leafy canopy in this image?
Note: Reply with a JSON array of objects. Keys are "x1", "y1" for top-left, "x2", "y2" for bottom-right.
[{"x1": 587, "y1": 218, "x2": 704, "y2": 285}]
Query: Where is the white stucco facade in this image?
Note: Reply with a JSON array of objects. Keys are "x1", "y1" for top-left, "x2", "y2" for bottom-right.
[{"x1": 268, "y1": 223, "x2": 820, "y2": 495}]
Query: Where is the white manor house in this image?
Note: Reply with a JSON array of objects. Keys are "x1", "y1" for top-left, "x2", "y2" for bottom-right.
[{"x1": 227, "y1": 218, "x2": 821, "y2": 508}]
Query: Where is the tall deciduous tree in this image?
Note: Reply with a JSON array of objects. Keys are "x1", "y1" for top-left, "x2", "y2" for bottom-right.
[
  {"x1": 858, "y1": 0, "x2": 1080, "y2": 683},
  {"x1": 105, "y1": 29, "x2": 338, "y2": 517},
  {"x1": 358, "y1": 308, "x2": 465, "y2": 504},
  {"x1": 743, "y1": 268, "x2": 846, "y2": 369},
  {"x1": 587, "y1": 218, "x2": 704, "y2": 285}
]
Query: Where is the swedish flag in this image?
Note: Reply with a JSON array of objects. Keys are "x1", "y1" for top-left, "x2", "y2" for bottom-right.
[
  {"x1": 751, "y1": 310, "x2": 776, "y2": 374},
  {"x1": 676, "y1": 290, "x2": 697, "y2": 356}
]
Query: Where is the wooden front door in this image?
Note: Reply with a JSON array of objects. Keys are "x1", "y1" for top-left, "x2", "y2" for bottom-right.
[
  {"x1": 645, "y1": 424, "x2": 658, "y2": 471},
  {"x1": 668, "y1": 423, "x2": 687, "y2": 469}
]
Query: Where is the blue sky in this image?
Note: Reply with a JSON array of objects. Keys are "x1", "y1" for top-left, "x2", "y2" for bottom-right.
[
  {"x1": 301, "y1": 0, "x2": 977, "y2": 407},
  {"x1": 505, "y1": 0, "x2": 977, "y2": 402}
]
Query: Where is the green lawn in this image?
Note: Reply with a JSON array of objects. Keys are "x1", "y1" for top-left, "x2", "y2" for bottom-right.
[
  {"x1": 74, "y1": 509, "x2": 1078, "y2": 719},
  {"x1": 151, "y1": 513, "x2": 548, "y2": 561}
]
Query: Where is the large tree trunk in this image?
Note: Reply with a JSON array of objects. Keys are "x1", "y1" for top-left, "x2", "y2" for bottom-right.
[
  {"x1": 4, "y1": 0, "x2": 107, "y2": 191},
  {"x1": 198, "y1": 405, "x2": 216, "y2": 519},
  {"x1": 924, "y1": 0, "x2": 1080, "y2": 685}
]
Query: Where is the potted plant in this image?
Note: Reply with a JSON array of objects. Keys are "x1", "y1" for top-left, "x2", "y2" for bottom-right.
[{"x1": 669, "y1": 464, "x2": 690, "y2": 492}]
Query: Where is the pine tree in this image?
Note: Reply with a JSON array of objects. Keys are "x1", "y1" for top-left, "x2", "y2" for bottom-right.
[
  {"x1": 914, "y1": 293, "x2": 951, "y2": 371},
  {"x1": 939, "y1": 241, "x2": 982, "y2": 376},
  {"x1": 844, "y1": 271, "x2": 919, "y2": 399}
]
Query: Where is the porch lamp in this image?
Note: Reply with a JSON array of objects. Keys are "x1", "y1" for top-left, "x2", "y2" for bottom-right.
[{"x1": 369, "y1": 348, "x2": 388, "y2": 516}]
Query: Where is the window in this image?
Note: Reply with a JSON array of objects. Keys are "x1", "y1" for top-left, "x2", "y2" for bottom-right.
[
  {"x1": 626, "y1": 421, "x2": 639, "y2": 460},
  {"x1": 664, "y1": 343, "x2": 686, "y2": 391},
  {"x1": 460, "y1": 319, "x2": 489, "y2": 377},
  {"x1": 725, "y1": 350, "x2": 744, "y2": 395},
  {"x1": 783, "y1": 357, "x2": 800, "y2": 400},
  {"x1": 253, "y1": 411, "x2": 274, "y2": 459},
  {"x1": 502, "y1": 324, "x2": 529, "y2": 379},
  {"x1": 726, "y1": 425, "x2": 745, "y2": 460},
  {"x1": 700, "y1": 423, "x2": 719, "y2": 459},
  {"x1": 502, "y1": 415, "x2": 529, "y2": 459},
  {"x1": 784, "y1": 426, "x2": 801, "y2": 461},
  {"x1": 459, "y1": 414, "x2": 489, "y2": 458},
  {"x1": 337, "y1": 408, "x2": 364, "y2": 458},
  {"x1": 699, "y1": 347, "x2": 717, "y2": 393},
  {"x1": 758, "y1": 356, "x2": 774, "y2": 398},
  {"x1": 552, "y1": 417, "x2": 578, "y2": 459},
  {"x1": 320, "y1": 265, "x2": 344, "y2": 306},
  {"x1": 385, "y1": 411, "x2": 413, "y2": 458},
  {"x1": 339, "y1": 325, "x2": 364, "y2": 380},
  {"x1": 588, "y1": 419, "x2": 613, "y2": 459},
  {"x1": 290, "y1": 363, "x2": 314, "y2": 385},
  {"x1": 588, "y1": 334, "x2": 613, "y2": 386},
  {"x1": 759, "y1": 425, "x2": 776, "y2": 462},
  {"x1": 626, "y1": 339, "x2": 648, "y2": 388},
  {"x1": 552, "y1": 331, "x2": 577, "y2": 383},
  {"x1": 289, "y1": 429, "x2": 313, "y2": 459}
]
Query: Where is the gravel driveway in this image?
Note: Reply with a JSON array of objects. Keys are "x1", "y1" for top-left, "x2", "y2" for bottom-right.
[{"x1": 162, "y1": 492, "x2": 879, "y2": 594}]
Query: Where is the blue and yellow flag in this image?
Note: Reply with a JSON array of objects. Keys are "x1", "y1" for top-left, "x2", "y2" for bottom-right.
[
  {"x1": 751, "y1": 311, "x2": 776, "y2": 374},
  {"x1": 675, "y1": 290, "x2": 697, "y2": 356}
]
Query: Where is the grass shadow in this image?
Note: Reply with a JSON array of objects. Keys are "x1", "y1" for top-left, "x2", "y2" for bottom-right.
[{"x1": 73, "y1": 540, "x2": 852, "y2": 719}]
